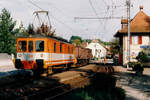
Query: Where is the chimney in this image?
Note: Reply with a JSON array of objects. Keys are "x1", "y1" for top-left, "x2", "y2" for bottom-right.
[
  {"x1": 121, "y1": 19, "x2": 128, "y2": 29},
  {"x1": 140, "y1": 6, "x2": 143, "y2": 11}
]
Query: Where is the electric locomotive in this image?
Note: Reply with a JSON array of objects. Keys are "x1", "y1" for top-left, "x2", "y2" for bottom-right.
[{"x1": 15, "y1": 35, "x2": 77, "y2": 74}]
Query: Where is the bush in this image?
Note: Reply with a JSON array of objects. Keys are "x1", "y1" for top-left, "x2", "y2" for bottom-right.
[
  {"x1": 136, "y1": 51, "x2": 149, "y2": 63},
  {"x1": 123, "y1": 62, "x2": 139, "y2": 68},
  {"x1": 55, "y1": 73, "x2": 126, "y2": 100},
  {"x1": 90, "y1": 73, "x2": 116, "y2": 90},
  {"x1": 133, "y1": 64, "x2": 144, "y2": 76}
]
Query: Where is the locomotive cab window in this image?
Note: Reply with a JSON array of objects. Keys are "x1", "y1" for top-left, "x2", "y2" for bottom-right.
[
  {"x1": 36, "y1": 40, "x2": 44, "y2": 52},
  {"x1": 28, "y1": 41, "x2": 33, "y2": 52},
  {"x1": 19, "y1": 41, "x2": 27, "y2": 52},
  {"x1": 54, "y1": 42, "x2": 56, "y2": 53}
]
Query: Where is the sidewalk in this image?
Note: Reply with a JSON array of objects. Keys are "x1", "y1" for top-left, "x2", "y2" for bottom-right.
[{"x1": 117, "y1": 68, "x2": 150, "y2": 100}]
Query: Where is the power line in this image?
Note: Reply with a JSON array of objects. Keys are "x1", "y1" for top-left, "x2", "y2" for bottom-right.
[
  {"x1": 88, "y1": 0, "x2": 104, "y2": 38},
  {"x1": 74, "y1": 16, "x2": 125, "y2": 20},
  {"x1": 88, "y1": 0, "x2": 102, "y2": 24},
  {"x1": 101, "y1": 0, "x2": 109, "y2": 7},
  {"x1": 50, "y1": 14, "x2": 79, "y2": 34},
  {"x1": 27, "y1": 0, "x2": 79, "y2": 36},
  {"x1": 46, "y1": 2, "x2": 73, "y2": 18},
  {"x1": 28, "y1": 0, "x2": 44, "y2": 10}
]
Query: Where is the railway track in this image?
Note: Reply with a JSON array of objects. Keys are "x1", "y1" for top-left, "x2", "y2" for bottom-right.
[
  {"x1": 0, "y1": 64, "x2": 122, "y2": 100},
  {"x1": 17, "y1": 71, "x2": 93, "y2": 100},
  {"x1": 0, "y1": 72, "x2": 92, "y2": 100},
  {"x1": 0, "y1": 66, "x2": 95, "y2": 100}
]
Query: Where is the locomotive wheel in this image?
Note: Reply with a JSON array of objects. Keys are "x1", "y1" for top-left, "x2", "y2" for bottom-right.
[
  {"x1": 47, "y1": 66, "x2": 53, "y2": 74},
  {"x1": 41, "y1": 71, "x2": 48, "y2": 77},
  {"x1": 66, "y1": 64, "x2": 71, "y2": 70}
]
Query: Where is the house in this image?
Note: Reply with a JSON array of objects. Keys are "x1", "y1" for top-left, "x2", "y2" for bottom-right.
[
  {"x1": 114, "y1": 6, "x2": 150, "y2": 65},
  {"x1": 86, "y1": 39, "x2": 107, "y2": 59}
]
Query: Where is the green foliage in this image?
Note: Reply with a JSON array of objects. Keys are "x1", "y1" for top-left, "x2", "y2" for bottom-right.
[
  {"x1": 90, "y1": 73, "x2": 116, "y2": 90},
  {"x1": 125, "y1": 62, "x2": 140, "y2": 68},
  {"x1": 0, "y1": 8, "x2": 19, "y2": 55},
  {"x1": 84, "y1": 39, "x2": 91, "y2": 43},
  {"x1": 69, "y1": 36, "x2": 82, "y2": 46},
  {"x1": 26, "y1": 24, "x2": 35, "y2": 36},
  {"x1": 98, "y1": 39, "x2": 112, "y2": 45},
  {"x1": 110, "y1": 39, "x2": 120, "y2": 55},
  {"x1": 136, "y1": 51, "x2": 149, "y2": 63}
]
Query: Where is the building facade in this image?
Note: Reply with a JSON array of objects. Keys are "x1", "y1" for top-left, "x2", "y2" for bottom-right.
[
  {"x1": 86, "y1": 40, "x2": 107, "y2": 59},
  {"x1": 115, "y1": 7, "x2": 150, "y2": 65}
]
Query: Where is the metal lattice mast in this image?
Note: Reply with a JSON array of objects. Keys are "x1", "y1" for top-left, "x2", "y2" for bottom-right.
[{"x1": 127, "y1": 0, "x2": 131, "y2": 68}]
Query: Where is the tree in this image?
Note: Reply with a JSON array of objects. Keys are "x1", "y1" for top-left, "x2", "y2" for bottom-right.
[
  {"x1": 110, "y1": 38, "x2": 120, "y2": 55},
  {"x1": 69, "y1": 36, "x2": 82, "y2": 46},
  {"x1": 0, "y1": 8, "x2": 19, "y2": 55},
  {"x1": 26, "y1": 24, "x2": 34, "y2": 35},
  {"x1": 84, "y1": 39, "x2": 92, "y2": 43},
  {"x1": 97, "y1": 39, "x2": 111, "y2": 46}
]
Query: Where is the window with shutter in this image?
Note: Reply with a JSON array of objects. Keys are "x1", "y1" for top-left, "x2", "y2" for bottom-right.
[{"x1": 138, "y1": 36, "x2": 142, "y2": 44}]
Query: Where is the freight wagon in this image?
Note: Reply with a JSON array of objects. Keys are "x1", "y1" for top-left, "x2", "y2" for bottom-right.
[{"x1": 75, "y1": 46, "x2": 93, "y2": 66}]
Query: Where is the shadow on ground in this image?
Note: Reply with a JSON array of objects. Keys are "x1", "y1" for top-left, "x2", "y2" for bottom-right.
[{"x1": 116, "y1": 72, "x2": 150, "y2": 99}]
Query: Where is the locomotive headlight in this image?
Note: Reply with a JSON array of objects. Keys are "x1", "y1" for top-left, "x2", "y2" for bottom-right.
[
  {"x1": 40, "y1": 54, "x2": 44, "y2": 57},
  {"x1": 18, "y1": 54, "x2": 22, "y2": 57}
]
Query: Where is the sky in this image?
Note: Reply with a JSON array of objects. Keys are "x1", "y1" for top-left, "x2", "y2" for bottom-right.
[{"x1": 0, "y1": 0, "x2": 150, "y2": 41}]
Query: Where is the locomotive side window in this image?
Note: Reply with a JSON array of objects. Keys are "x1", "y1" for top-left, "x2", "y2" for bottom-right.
[
  {"x1": 36, "y1": 40, "x2": 44, "y2": 52},
  {"x1": 71, "y1": 47, "x2": 73, "y2": 53},
  {"x1": 19, "y1": 41, "x2": 27, "y2": 52},
  {"x1": 68, "y1": 46, "x2": 70, "y2": 53},
  {"x1": 54, "y1": 42, "x2": 56, "y2": 53},
  {"x1": 28, "y1": 41, "x2": 33, "y2": 52},
  {"x1": 60, "y1": 43, "x2": 62, "y2": 53}
]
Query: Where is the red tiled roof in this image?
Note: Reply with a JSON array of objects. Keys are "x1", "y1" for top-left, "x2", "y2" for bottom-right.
[{"x1": 115, "y1": 10, "x2": 150, "y2": 37}]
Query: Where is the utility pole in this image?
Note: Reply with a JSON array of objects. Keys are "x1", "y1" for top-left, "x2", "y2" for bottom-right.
[{"x1": 127, "y1": 0, "x2": 131, "y2": 68}]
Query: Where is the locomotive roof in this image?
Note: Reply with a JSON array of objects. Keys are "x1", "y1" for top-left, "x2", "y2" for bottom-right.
[{"x1": 17, "y1": 35, "x2": 71, "y2": 44}]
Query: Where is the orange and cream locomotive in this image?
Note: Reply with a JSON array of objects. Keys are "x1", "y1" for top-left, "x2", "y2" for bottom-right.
[{"x1": 15, "y1": 35, "x2": 76, "y2": 74}]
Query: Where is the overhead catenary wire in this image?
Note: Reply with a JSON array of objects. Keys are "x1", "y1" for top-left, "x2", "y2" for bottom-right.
[
  {"x1": 101, "y1": 0, "x2": 109, "y2": 7},
  {"x1": 88, "y1": 0, "x2": 102, "y2": 24},
  {"x1": 74, "y1": 0, "x2": 128, "y2": 40},
  {"x1": 50, "y1": 13, "x2": 79, "y2": 34},
  {"x1": 27, "y1": 0, "x2": 80, "y2": 39},
  {"x1": 88, "y1": 0, "x2": 104, "y2": 39},
  {"x1": 45, "y1": 2, "x2": 83, "y2": 38},
  {"x1": 27, "y1": 0, "x2": 129, "y2": 41},
  {"x1": 95, "y1": 6, "x2": 111, "y2": 39},
  {"x1": 28, "y1": 0, "x2": 44, "y2": 11}
]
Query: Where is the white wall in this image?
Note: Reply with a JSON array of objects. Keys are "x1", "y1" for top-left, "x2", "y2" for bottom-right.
[
  {"x1": 86, "y1": 43, "x2": 107, "y2": 59},
  {"x1": 123, "y1": 35, "x2": 150, "y2": 64}
]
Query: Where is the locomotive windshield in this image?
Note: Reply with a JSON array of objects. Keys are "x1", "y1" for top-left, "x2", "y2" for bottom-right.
[
  {"x1": 36, "y1": 40, "x2": 44, "y2": 52},
  {"x1": 28, "y1": 41, "x2": 33, "y2": 52},
  {"x1": 19, "y1": 41, "x2": 27, "y2": 52}
]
